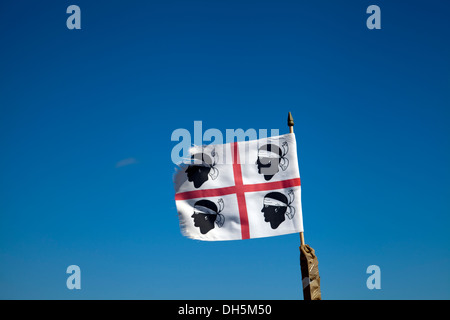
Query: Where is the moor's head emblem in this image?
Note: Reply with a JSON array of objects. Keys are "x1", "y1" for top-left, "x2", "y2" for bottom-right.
[
  {"x1": 191, "y1": 199, "x2": 225, "y2": 234},
  {"x1": 256, "y1": 141, "x2": 289, "y2": 181},
  {"x1": 261, "y1": 190, "x2": 295, "y2": 229},
  {"x1": 186, "y1": 147, "x2": 219, "y2": 188}
]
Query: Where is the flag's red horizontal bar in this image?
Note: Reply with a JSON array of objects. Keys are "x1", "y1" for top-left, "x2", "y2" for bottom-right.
[
  {"x1": 242, "y1": 177, "x2": 301, "y2": 193},
  {"x1": 174, "y1": 178, "x2": 301, "y2": 201},
  {"x1": 175, "y1": 186, "x2": 237, "y2": 200}
]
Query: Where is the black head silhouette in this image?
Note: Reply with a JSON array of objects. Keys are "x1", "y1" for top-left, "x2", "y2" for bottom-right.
[
  {"x1": 256, "y1": 144, "x2": 283, "y2": 181},
  {"x1": 186, "y1": 152, "x2": 218, "y2": 188},
  {"x1": 261, "y1": 192, "x2": 288, "y2": 229},
  {"x1": 191, "y1": 199, "x2": 224, "y2": 234},
  {"x1": 256, "y1": 142, "x2": 289, "y2": 181},
  {"x1": 261, "y1": 190, "x2": 295, "y2": 230}
]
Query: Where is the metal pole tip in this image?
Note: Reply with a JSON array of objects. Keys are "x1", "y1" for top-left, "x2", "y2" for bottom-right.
[{"x1": 287, "y1": 112, "x2": 294, "y2": 127}]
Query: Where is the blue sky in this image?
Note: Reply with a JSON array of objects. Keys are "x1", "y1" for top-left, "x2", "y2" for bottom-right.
[{"x1": 0, "y1": 0, "x2": 449, "y2": 299}]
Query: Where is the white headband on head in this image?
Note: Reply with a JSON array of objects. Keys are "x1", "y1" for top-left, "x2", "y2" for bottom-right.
[
  {"x1": 194, "y1": 205, "x2": 217, "y2": 216},
  {"x1": 258, "y1": 150, "x2": 280, "y2": 159},
  {"x1": 263, "y1": 197, "x2": 288, "y2": 207}
]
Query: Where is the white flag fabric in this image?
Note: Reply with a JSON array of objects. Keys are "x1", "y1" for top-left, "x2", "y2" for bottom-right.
[{"x1": 174, "y1": 133, "x2": 303, "y2": 241}]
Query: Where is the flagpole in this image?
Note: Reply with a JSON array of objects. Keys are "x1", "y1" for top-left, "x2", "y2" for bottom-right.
[
  {"x1": 287, "y1": 112, "x2": 305, "y2": 247},
  {"x1": 288, "y1": 111, "x2": 321, "y2": 300}
]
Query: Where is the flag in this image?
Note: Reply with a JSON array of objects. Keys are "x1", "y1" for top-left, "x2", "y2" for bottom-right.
[{"x1": 174, "y1": 133, "x2": 303, "y2": 241}]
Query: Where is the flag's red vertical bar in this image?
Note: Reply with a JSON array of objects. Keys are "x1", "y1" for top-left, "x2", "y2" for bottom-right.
[{"x1": 231, "y1": 142, "x2": 250, "y2": 240}]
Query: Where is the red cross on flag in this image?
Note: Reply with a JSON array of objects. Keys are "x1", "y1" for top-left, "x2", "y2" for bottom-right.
[{"x1": 174, "y1": 133, "x2": 303, "y2": 241}]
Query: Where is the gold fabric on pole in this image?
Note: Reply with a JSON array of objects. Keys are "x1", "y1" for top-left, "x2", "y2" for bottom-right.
[{"x1": 300, "y1": 244, "x2": 321, "y2": 300}]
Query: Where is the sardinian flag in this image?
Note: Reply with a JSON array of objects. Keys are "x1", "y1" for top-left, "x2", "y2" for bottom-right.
[{"x1": 174, "y1": 133, "x2": 303, "y2": 241}]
